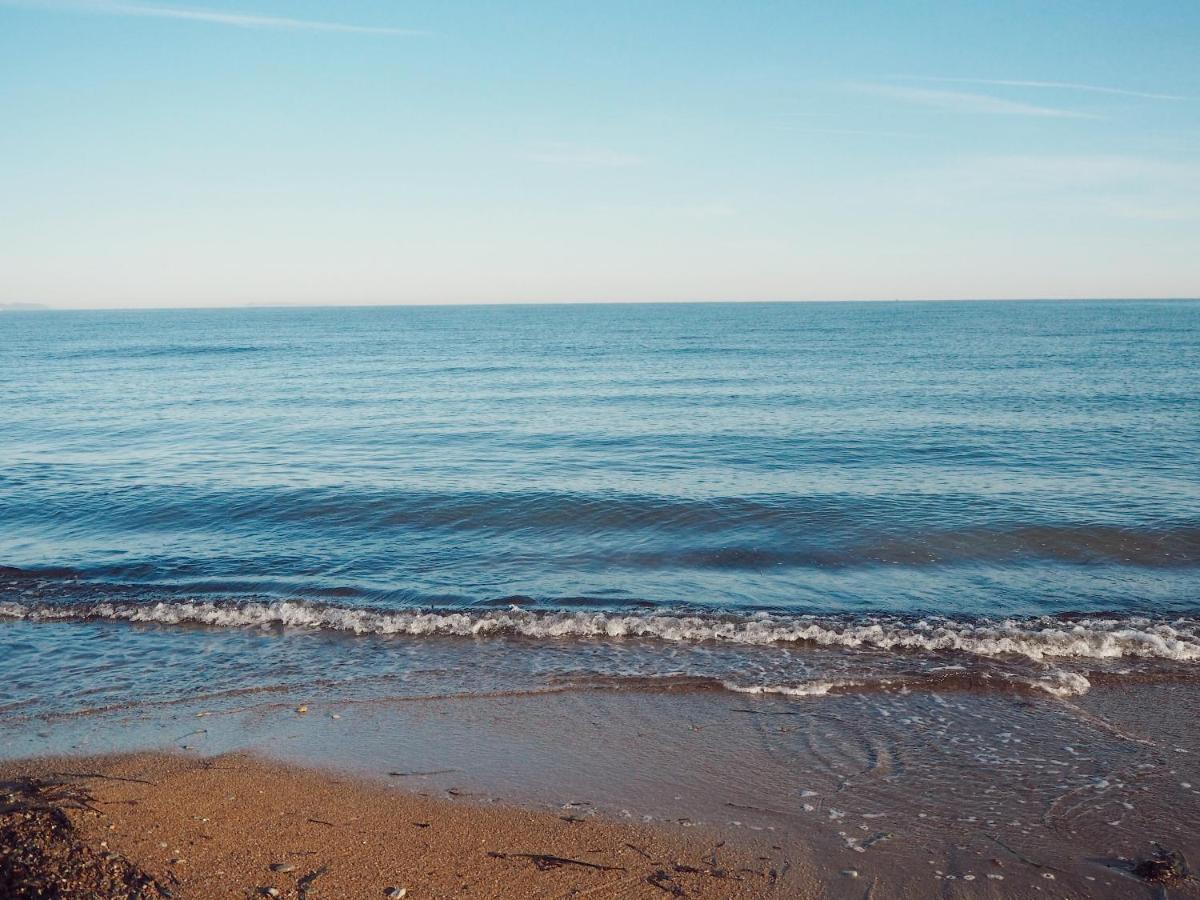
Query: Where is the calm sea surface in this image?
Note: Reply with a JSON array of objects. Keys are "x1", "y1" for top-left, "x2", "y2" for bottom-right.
[{"x1": 2, "y1": 301, "x2": 1199, "y2": 720}]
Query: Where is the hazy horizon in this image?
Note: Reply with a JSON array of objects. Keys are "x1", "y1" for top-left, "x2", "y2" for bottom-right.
[
  {"x1": 2, "y1": 1, "x2": 1198, "y2": 309},
  {"x1": 5, "y1": 296, "x2": 1200, "y2": 313}
]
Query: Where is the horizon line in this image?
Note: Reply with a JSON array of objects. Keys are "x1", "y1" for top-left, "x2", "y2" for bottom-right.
[{"x1": 5, "y1": 297, "x2": 1198, "y2": 312}]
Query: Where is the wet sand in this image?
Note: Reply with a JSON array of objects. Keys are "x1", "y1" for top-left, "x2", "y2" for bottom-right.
[{"x1": 4, "y1": 681, "x2": 1200, "y2": 898}]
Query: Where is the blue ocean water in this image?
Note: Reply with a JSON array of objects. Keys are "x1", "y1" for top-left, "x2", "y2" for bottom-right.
[{"x1": 2, "y1": 301, "x2": 1199, "y2": 719}]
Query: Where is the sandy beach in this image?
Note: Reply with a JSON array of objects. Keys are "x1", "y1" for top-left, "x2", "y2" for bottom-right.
[{"x1": 2, "y1": 750, "x2": 813, "y2": 899}]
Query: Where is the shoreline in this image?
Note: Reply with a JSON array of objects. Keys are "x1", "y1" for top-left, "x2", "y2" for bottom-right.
[{"x1": 4, "y1": 678, "x2": 1200, "y2": 898}]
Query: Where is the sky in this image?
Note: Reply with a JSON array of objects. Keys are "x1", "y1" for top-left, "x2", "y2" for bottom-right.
[{"x1": 1, "y1": 0, "x2": 1198, "y2": 308}]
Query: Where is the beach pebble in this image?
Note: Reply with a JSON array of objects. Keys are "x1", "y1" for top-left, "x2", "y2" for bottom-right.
[
  {"x1": 384, "y1": 889, "x2": 408, "y2": 898},
  {"x1": 269, "y1": 863, "x2": 296, "y2": 873},
  {"x1": 840, "y1": 869, "x2": 858, "y2": 879}
]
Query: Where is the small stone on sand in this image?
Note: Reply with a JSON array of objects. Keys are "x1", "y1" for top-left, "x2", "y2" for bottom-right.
[{"x1": 269, "y1": 862, "x2": 296, "y2": 873}]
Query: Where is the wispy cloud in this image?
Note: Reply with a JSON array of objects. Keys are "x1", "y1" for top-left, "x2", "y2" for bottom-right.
[
  {"x1": 782, "y1": 126, "x2": 928, "y2": 138},
  {"x1": 851, "y1": 83, "x2": 1097, "y2": 118},
  {"x1": 1100, "y1": 202, "x2": 1198, "y2": 222},
  {"x1": 523, "y1": 143, "x2": 646, "y2": 168},
  {"x1": 876, "y1": 154, "x2": 1200, "y2": 221},
  {"x1": 4, "y1": 0, "x2": 427, "y2": 36},
  {"x1": 932, "y1": 154, "x2": 1200, "y2": 190},
  {"x1": 888, "y1": 76, "x2": 1187, "y2": 102},
  {"x1": 595, "y1": 201, "x2": 737, "y2": 219}
]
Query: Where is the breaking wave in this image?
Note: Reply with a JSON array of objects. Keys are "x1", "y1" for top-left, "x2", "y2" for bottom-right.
[{"x1": 3, "y1": 599, "x2": 1199, "y2": 665}]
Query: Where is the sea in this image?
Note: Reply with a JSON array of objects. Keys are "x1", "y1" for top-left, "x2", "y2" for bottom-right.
[{"x1": 2, "y1": 300, "x2": 1199, "y2": 725}]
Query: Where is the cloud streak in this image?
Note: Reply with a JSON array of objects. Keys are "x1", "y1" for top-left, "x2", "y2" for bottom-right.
[
  {"x1": 888, "y1": 76, "x2": 1187, "y2": 101},
  {"x1": 852, "y1": 83, "x2": 1097, "y2": 118},
  {"x1": 933, "y1": 154, "x2": 1200, "y2": 191},
  {"x1": 523, "y1": 144, "x2": 646, "y2": 168},
  {"x1": 4, "y1": 0, "x2": 427, "y2": 36},
  {"x1": 782, "y1": 126, "x2": 928, "y2": 138}
]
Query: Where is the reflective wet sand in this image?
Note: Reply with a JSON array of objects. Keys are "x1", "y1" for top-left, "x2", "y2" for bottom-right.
[{"x1": 6, "y1": 671, "x2": 1198, "y2": 897}]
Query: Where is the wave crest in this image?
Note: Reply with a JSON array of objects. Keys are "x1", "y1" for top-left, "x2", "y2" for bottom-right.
[{"x1": 2, "y1": 599, "x2": 1199, "y2": 665}]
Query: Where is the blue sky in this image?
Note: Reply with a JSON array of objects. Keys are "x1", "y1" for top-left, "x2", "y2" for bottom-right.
[{"x1": 1, "y1": 0, "x2": 1197, "y2": 307}]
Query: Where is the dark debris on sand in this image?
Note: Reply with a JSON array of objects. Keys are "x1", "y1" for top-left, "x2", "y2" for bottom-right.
[
  {"x1": 1133, "y1": 844, "x2": 1189, "y2": 884},
  {"x1": 1, "y1": 776, "x2": 171, "y2": 899}
]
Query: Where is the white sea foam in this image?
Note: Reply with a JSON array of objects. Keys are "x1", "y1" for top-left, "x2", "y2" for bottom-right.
[
  {"x1": 726, "y1": 672, "x2": 1093, "y2": 698},
  {"x1": 2, "y1": 600, "x2": 1199, "y2": 665},
  {"x1": 1033, "y1": 671, "x2": 1093, "y2": 697},
  {"x1": 721, "y1": 680, "x2": 843, "y2": 697}
]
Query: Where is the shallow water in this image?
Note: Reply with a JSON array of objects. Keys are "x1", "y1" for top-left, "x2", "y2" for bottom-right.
[{"x1": 7, "y1": 664, "x2": 1197, "y2": 898}]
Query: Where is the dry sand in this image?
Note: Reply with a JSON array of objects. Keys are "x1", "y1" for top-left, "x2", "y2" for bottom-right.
[{"x1": 1, "y1": 751, "x2": 815, "y2": 899}]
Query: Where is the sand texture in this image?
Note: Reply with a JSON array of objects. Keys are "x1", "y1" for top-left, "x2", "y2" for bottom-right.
[{"x1": 1, "y1": 751, "x2": 814, "y2": 899}]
